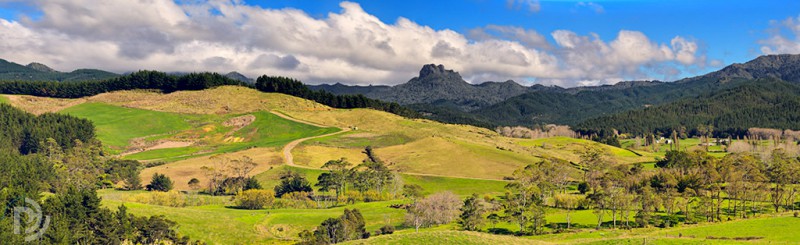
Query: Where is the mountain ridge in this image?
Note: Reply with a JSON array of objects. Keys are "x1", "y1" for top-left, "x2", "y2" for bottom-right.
[{"x1": 0, "y1": 59, "x2": 119, "y2": 82}]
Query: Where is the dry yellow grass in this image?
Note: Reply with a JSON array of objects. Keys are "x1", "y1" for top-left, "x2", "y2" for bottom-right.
[
  {"x1": 292, "y1": 145, "x2": 367, "y2": 168},
  {"x1": 5, "y1": 95, "x2": 85, "y2": 115},
  {"x1": 6, "y1": 86, "x2": 330, "y2": 115},
  {"x1": 89, "y1": 86, "x2": 330, "y2": 114},
  {"x1": 140, "y1": 147, "x2": 282, "y2": 190},
  {"x1": 375, "y1": 137, "x2": 540, "y2": 179}
]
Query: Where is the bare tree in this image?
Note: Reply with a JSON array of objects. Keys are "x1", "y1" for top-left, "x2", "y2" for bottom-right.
[{"x1": 405, "y1": 192, "x2": 462, "y2": 232}]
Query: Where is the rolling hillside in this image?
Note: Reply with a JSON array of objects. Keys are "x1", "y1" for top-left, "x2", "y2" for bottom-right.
[
  {"x1": 6, "y1": 84, "x2": 797, "y2": 245},
  {"x1": 6, "y1": 86, "x2": 652, "y2": 183}
]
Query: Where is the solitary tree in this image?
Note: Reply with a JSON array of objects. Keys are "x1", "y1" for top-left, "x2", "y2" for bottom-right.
[
  {"x1": 146, "y1": 173, "x2": 173, "y2": 192},
  {"x1": 459, "y1": 194, "x2": 486, "y2": 231},
  {"x1": 274, "y1": 170, "x2": 313, "y2": 197}
]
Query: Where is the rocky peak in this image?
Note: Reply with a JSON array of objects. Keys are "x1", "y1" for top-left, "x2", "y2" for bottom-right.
[{"x1": 418, "y1": 64, "x2": 460, "y2": 79}]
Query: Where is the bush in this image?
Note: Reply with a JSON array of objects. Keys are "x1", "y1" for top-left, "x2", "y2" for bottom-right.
[
  {"x1": 577, "y1": 182, "x2": 590, "y2": 194},
  {"x1": 146, "y1": 173, "x2": 173, "y2": 192},
  {"x1": 214, "y1": 176, "x2": 262, "y2": 195},
  {"x1": 362, "y1": 190, "x2": 389, "y2": 202},
  {"x1": 236, "y1": 189, "x2": 276, "y2": 209},
  {"x1": 188, "y1": 178, "x2": 201, "y2": 190},
  {"x1": 378, "y1": 224, "x2": 394, "y2": 235},
  {"x1": 274, "y1": 171, "x2": 312, "y2": 197},
  {"x1": 126, "y1": 191, "x2": 186, "y2": 207}
]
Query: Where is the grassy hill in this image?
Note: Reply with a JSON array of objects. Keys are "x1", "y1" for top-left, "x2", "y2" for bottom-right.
[
  {"x1": 5, "y1": 86, "x2": 653, "y2": 181},
  {"x1": 60, "y1": 103, "x2": 338, "y2": 161}
]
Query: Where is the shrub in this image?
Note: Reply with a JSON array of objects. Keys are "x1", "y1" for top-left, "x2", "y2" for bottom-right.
[
  {"x1": 126, "y1": 191, "x2": 186, "y2": 207},
  {"x1": 274, "y1": 171, "x2": 312, "y2": 197},
  {"x1": 146, "y1": 173, "x2": 173, "y2": 192},
  {"x1": 378, "y1": 224, "x2": 394, "y2": 235},
  {"x1": 362, "y1": 190, "x2": 389, "y2": 202},
  {"x1": 188, "y1": 178, "x2": 201, "y2": 190},
  {"x1": 283, "y1": 191, "x2": 312, "y2": 201},
  {"x1": 577, "y1": 182, "x2": 590, "y2": 194},
  {"x1": 236, "y1": 189, "x2": 275, "y2": 209}
]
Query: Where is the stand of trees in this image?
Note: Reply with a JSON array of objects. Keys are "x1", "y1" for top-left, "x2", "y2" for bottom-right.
[
  {"x1": 455, "y1": 147, "x2": 800, "y2": 237},
  {"x1": 314, "y1": 147, "x2": 399, "y2": 204},
  {"x1": 0, "y1": 71, "x2": 248, "y2": 98},
  {"x1": 0, "y1": 104, "x2": 94, "y2": 154},
  {"x1": 201, "y1": 156, "x2": 261, "y2": 195},
  {"x1": 298, "y1": 209, "x2": 369, "y2": 244},
  {"x1": 255, "y1": 76, "x2": 420, "y2": 118}
]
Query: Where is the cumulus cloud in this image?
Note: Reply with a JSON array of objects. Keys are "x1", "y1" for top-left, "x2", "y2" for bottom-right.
[
  {"x1": 759, "y1": 15, "x2": 800, "y2": 54},
  {"x1": 0, "y1": 0, "x2": 706, "y2": 86}
]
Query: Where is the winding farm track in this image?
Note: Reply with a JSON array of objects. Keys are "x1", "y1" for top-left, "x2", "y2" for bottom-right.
[
  {"x1": 270, "y1": 111, "x2": 350, "y2": 169},
  {"x1": 270, "y1": 110, "x2": 507, "y2": 181}
]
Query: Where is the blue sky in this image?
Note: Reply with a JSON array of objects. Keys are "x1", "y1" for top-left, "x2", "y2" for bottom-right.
[
  {"x1": 0, "y1": 0, "x2": 798, "y2": 86},
  {"x1": 250, "y1": 0, "x2": 799, "y2": 70}
]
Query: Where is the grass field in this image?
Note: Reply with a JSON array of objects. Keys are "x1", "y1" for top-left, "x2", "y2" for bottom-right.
[
  {"x1": 99, "y1": 189, "x2": 406, "y2": 245},
  {"x1": 60, "y1": 102, "x2": 338, "y2": 160},
  {"x1": 304, "y1": 131, "x2": 414, "y2": 148},
  {"x1": 60, "y1": 103, "x2": 204, "y2": 149},
  {"x1": 518, "y1": 137, "x2": 657, "y2": 164},
  {"x1": 620, "y1": 138, "x2": 729, "y2": 159},
  {"x1": 344, "y1": 230, "x2": 547, "y2": 245},
  {"x1": 141, "y1": 147, "x2": 283, "y2": 190},
  {"x1": 0, "y1": 95, "x2": 8, "y2": 104},
  {"x1": 376, "y1": 137, "x2": 541, "y2": 179},
  {"x1": 254, "y1": 165, "x2": 508, "y2": 197}
]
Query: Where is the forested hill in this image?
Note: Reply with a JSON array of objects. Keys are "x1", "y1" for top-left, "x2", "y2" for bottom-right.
[
  {"x1": 0, "y1": 59, "x2": 118, "y2": 82},
  {"x1": 473, "y1": 75, "x2": 754, "y2": 126},
  {"x1": 472, "y1": 54, "x2": 800, "y2": 127},
  {"x1": 677, "y1": 54, "x2": 800, "y2": 84},
  {"x1": 577, "y1": 78, "x2": 800, "y2": 137}
]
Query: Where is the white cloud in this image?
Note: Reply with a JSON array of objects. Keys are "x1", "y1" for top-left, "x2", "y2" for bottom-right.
[
  {"x1": 506, "y1": 0, "x2": 541, "y2": 13},
  {"x1": 576, "y1": 2, "x2": 604, "y2": 14},
  {"x1": 760, "y1": 15, "x2": 800, "y2": 54},
  {"x1": 468, "y1": 25, "x2": 551, "y2": 49},
  {"x1": 0, "y1": 0, "x2": 706, "y2": 87}
]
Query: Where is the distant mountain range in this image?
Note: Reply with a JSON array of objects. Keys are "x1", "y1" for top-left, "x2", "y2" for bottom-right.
[
  {"x1": 0, "y1": 59, "x2": 256, "y2": 84},
  {"x1": 0, "y1": 59, "x2": 119, "y2": 82},
  {"x1": 311, "y1": 54, "x2": 800, "y2": 134}
]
